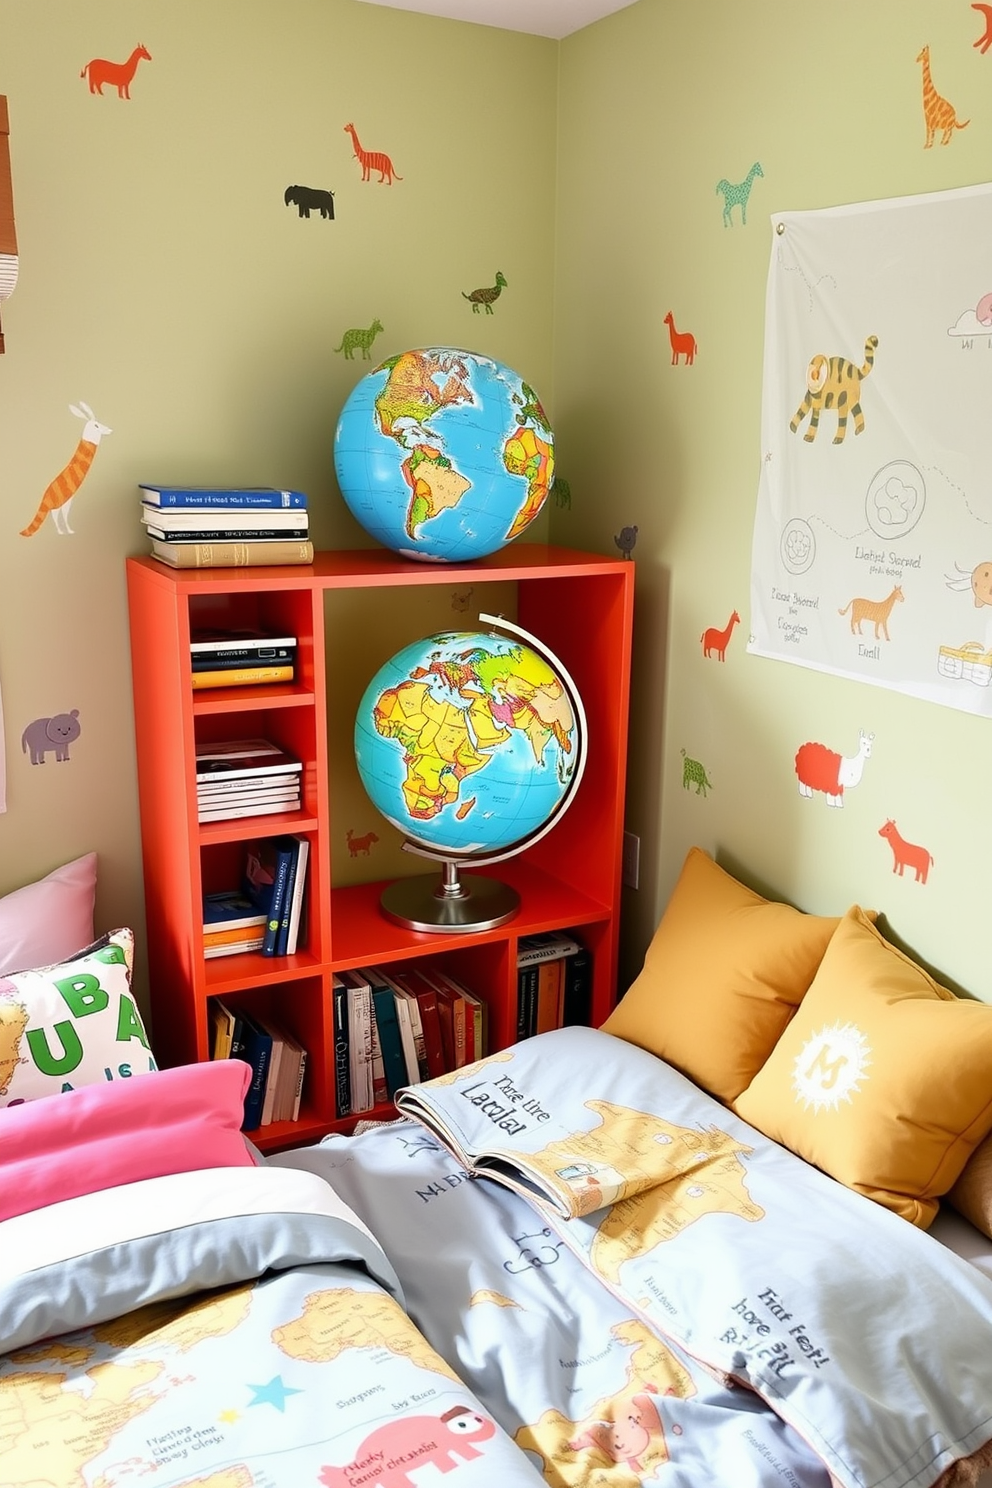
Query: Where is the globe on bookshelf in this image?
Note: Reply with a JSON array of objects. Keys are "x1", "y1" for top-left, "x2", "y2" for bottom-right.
[
  {"x1": 333, "y1": 346, "x2": 555, "y2": 563},
  {"x1": 354, "y1": 615, "x2": 587, "y2": 931}
]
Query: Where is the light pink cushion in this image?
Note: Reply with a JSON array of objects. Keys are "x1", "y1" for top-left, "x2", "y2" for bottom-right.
[
  {"x1": 0, "y1": 853, "x2": 97, "y2": 976},
  {"x1": 0, "y1": 1059, "x2": 257, "y2": 1221}
]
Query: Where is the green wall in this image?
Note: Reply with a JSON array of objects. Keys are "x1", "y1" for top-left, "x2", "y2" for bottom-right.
[
  {"x1": 2, "y1": 0, "x2": 987, "y2": 1019},
  {"x1": 0, "y1": 0, "x2": 557, "y2": 1016},
  {"x1": 554, "y1": 0, "x2": 992, "y2": 999}
]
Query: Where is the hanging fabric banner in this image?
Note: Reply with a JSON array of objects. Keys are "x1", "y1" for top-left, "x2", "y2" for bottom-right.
[{"x1": 748, "y1": 181, "x2": 992, "y2": 716}]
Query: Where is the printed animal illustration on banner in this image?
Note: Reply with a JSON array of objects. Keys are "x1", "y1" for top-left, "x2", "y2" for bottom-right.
[
  {"x1": 701, "y1": 610, "x2": 740, "y2": 660},
  {"x1": 462, "y1": 270, "x2": 507, "y2": 314},
  {"x1": 319, "y1": 1407, "x2": 496, "y2": 1488},
  {"x1": 916, "y1": 45, "x2": 969, "y2": 147},
  {"x1": 716, "y1": 162, "x2": 763, "y2": 227},
  {"x1": 284, "y1": 184, "x2": 335, "y2": 220},
  {"x1": 794, "y1": 731, "x2": 873, "y2": 808},
  {"x1": 20, "y1": 404, "x2": 112, "y2": 537},
  {"x1": 838, "y1": 585, "x2": 904, "y2": 641},
  {"x1": 80, "y1": 44, "x2": 151, "y2": 98},
  {"x1": 680, "y1": 749, "x2": 713, "y2": 797},
  {"x1": 878, "y1": 819, "x2": 933, "y2": 883},
  {"x1": 21, "y1": 710, "x2": 81, "y2": 764},
  {"x1": 789, "y1": 336, "x2": 878, "y2": 444},
  {"x1": 344, "y1": 123, "x2": 402, "y2": 184},
  {"x1": 664, "y1": 311, "x2": 697, "y2": 365}
]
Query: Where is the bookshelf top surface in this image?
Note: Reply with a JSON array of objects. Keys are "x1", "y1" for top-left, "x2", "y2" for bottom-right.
[{"x1": 127, "y1": 544, "x2": 632, "y2": 592}]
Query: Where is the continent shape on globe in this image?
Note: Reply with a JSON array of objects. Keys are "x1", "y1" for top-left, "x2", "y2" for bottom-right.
[
  {"x1": 334, "y1": 347, "x2": 555, "y2": 563},
  {"x1": 355, "y1": 629, "x2": 582, "y2": 858}
]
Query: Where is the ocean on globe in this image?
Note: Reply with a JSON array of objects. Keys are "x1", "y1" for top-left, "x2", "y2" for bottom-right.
[
  {"x1": 354, "y1": 627, "x2": 583, "y2": 859},
  {"x1": 334, "y1": 347, "x2": 555, "y2": 563}
]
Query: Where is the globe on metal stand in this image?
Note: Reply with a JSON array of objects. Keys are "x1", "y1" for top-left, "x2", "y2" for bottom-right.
[{"x1": 357, "y1": 613, "x2": 587, "y2": 934}]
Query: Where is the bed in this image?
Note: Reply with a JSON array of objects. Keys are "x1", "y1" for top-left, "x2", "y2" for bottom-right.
[{"x1": 4, "y1": 848, "x2": 992, "y2": 1488}]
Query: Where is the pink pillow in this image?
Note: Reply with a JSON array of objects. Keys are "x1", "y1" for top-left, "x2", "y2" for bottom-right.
[
  {"x1": 0, "y1": 1059, "x2": 257, "y2": 1221},
  {"x1": 0, "y1": 853, "x2": 97, "y2": 975}
]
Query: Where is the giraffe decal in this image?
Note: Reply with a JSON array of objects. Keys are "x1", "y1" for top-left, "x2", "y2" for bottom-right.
[
  {"x1": 344, "y1": 123, "x2": 402, "y2": 183},
  {"x1": 916, "y1": 45, "x2": 969, "y2": 147}
]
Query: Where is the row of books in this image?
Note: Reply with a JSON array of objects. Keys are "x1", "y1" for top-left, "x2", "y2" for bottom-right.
[
  {"x1": 211, "y1": 1000, "x2": 306, "y2": 1131},
  {"x1": 195, "y1": 737, "x2": 303, "y2": 824},
  {"x1": 516, "y1": 930, "x2": 593, "y2": 1040},
  {"x1": 334, "y1": 963, "x2": 487, "y2": 1119},
  {"x1": 203, "y1": 834, "x2": 309, "y2": 958},
  {"x1": 140, "y1": 484, "x2": 314, "y2": 569},
  {"x1": 190, "y1": 626, "x2": 298, "y2": 692}
]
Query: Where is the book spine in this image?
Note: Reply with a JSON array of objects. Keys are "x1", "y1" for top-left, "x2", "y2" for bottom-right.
[
  {"x1": 240, "y1": 1018, "x2": 272, "y2": 1132},
  {"x1": 274, "y1": 840, "x2": 300, "y2": 956},
  {"x1": 368, "y1": 997, "x2": 388, "y2": 1107},
  {"x1": 535, "y1": 958, "x2": 564, "y2": 1035},
  {"x1": 199, "y1": 799, "x2": 301, "y2": 824},
  {"x1": 191, "y1": 646, "x2": 297, "y2": 668},
  {"x1": 516, "y1": 963, "x2": 538, "y2": 1041},
  {"x1": 285, "y1": 837, "x2": 309, "y2": 955},
  {"x1": 191, "y1": 665, "x2": 294, "y2": 690},
  {"x1": 332, "y1": 980, "x2": 351, "y2": 1119},
  {"x1": 151, "y1": 540, "x2": 315, "y2": 568},
  {"x1": 261, "y1": 843, "x2": 294, "y2": 955},
  {"x1": 139, "y1": 487, "x2": 308, "y2": 508},
  {"x1": 146, "y1": 527, "x2": 309, "y2": 543},
  {"x1": 370, "y1": 984, "x2": 407, "y2": 1098},
  {"x1": 515, "y1": 931, "x2": 584, "y2": 967},
  {"x1": 291, "y1": 1045, "x2": 307, "y2": 1122},
  {"x1": 561, "y1": 946, "x2": 593, "y2": 1027}
]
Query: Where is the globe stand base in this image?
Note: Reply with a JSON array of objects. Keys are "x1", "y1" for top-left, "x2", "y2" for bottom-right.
[{"x1": 380, "y1": 862, "x2": 520, "y2": 934}]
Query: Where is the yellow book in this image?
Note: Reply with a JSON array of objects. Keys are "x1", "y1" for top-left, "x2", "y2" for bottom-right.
[
  {"x1": 191, "y1": 664, "x2": 294, "y2": 690},
  {"x1": 150, "y1": 539, "x2": 314, "y2": 569}
]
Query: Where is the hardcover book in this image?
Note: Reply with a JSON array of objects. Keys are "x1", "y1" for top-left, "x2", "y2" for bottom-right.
[
  {"x1": 202, "y1": 891, "x2": 267, "y2": 935},
  {"x1": 149, "y1": 538, "x2": 315, "y2": 569},
  {"x1": 191, "y1": 665, "x2": 295, "y2": 691},
  {"x1": 139, "y1": 484, "x2": 308, "y2": 509},
  {"x1": 143, "y1": 506, "x2": 308, "y2": 530},
  {"x1": 361, "y1": 970, "x2": 408, "y2": 1099},
  {"x1": 237, "y1": 1012, "x2": 273, "y2": 1132},
  {"x1": 331, "y1": 976, "x2": 351, "y2": 1120},
  {"x1": 146, "y1": 526, "x2": 309, "y2": 544},
  {"x1": 195, "y1": 740, "x2": 302, "y2": 782}
]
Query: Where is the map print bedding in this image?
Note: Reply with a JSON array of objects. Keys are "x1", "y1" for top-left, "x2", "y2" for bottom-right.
[
  {"x1": 0, "y1": 1165, "x2": 543, "y2": 1488},
  {"x1": 275, "y1": 1027, "x2": 992, "y2": 1488}
]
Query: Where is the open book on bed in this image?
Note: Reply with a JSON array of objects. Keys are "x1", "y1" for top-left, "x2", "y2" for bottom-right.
[{"x1": 394, "y1": 1029, "x2": 736, "y2": 1220}]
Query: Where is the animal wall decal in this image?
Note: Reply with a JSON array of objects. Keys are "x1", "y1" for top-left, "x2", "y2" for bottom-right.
[
  {"x1": 663, "y1": 311, "x2": 696, "y2": 366},
  {"x1": 450, "y1": 586, "x2": 474, "y2": 612},
  {"x1": 878, "y1": 819, "x2": 933, "y2": 883},
  {"x1": 680, "y1": 749, "x2": 713, "y2": 796},
  {"x1": 343, "y1": 123, "x2": 402, "y2": 184},
  {"x1": 21, "y1": 403, "x2": 112, "y2": 537},
  {"x1": 974, "y1": 4, "x2": 992, "y2": 53},
  {"x1": 462, "y1": 271, "x2": 507, "y2": 314},
  {"x1": 345, "y1": 828, "x2": 379, "y2": 857},
  {"x1": 715, "y1": 162, "x2": 763, "y2": 227},
  {"x1": 794, "y1": 730, "x2": 873, "y2": 808},
  {"x1": 284, "y1": 184, "x2": 335, "y2": 220},
  {"x1": 701, "y1": 610, "x2": 740, "y2": 661},
  {"x1": 916, "y1": 45, "x2": 969, "y2": 147},
  {"x1": 334, "y1": 318, "x2": 384, "y2": 360},
  {"x1": 22, "y1": 709, "x2": 81, "y2": 764},
  {"x1": 80, "y1": 44, "x2": 151, "y2": 99},
  {"x1": 838, "y1": 585, "x2": 904, "y2": 640},
  {"x1": 550, "y1": 475, "x2": 571, "y2": 509},
  {"x1": 614, "y1": 524, "x2": 638, "y2": 561},
  {"x1": 789, "y1": 336, "x2": 878, "y2": 444}
]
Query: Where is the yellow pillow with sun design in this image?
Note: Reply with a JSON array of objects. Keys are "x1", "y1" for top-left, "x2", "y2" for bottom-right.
[{"x1": 732, "y1": 906, "x2": 992, "y2": 1228}]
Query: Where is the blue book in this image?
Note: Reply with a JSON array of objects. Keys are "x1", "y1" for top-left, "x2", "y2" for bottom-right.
[
  {"x1": 238, "y1": 1012, "x2": 273, "y2": 1132},
  {"x1": 262, "y1": 838, "x2": 295, "y2": 956},
  {"x1": 365, "y1": 973, "x2": 408, "y2": 1100},
  {"x1": 243, "y1": 838, "x2": 295, "y2": 955},
  {"x1": 332, "y1": 977, "x2": 351, "y2": 1120},
  {"x1": 274, "y1": 838, "x2": 301, "y2": 956},
  {"x1": 138, "y1": 484, "x2": 308, "y2": 509}
]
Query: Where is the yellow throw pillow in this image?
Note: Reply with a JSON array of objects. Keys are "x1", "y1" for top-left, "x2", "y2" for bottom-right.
[
  {"x1": 733, "y1": 906, "x2": 992, "y2": 1227},
  {"x1": 600, "y1": 847, "x2": 839, "y2": 1104}
]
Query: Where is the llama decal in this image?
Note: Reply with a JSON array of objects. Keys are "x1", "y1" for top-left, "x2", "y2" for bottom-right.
[
  {"x1": 701, "y1": 610, "x2": 740, "y2": 661},
  {"x1": 790, "y1": 336, "x2": 878, "y2": 444},
  {"x1": 715, "y1": 162, "x2": 763, "y2": 227},
  {"x1": 80, "y1": 44, "x2": 151, "y2": 98},
  {"x1": 663, "y1": 311, "x2": 697, "y2": 366},
  {"x1": 21, "y1": 404, "x2": 112, "y2": 536},
  {"x1": 878, "y1": 819, "x2": 933, "y2": 883},
  {"x1": 794, "y1": 730, "x2": 873, "y2": 808}
]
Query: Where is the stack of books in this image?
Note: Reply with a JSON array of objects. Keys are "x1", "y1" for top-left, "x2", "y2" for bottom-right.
[
  {"x1": 203, "y1": 890, "x2": 268, "y2": 958},
  {"x1": 139, "y1": 484, "x2": 313, "y2": 569},
  {"x1": 190, "y1": 627, "x2": 297, "y2": 691},
  {"x1": 515, "y1": 930, "x2": 593, "y2": 1040},
  {"x1": 211, "y1": 999, "x2": 307, "y2": 1130},
  {"x1": 195, "y1": 738, "x2": 303, "y2": 824},
  {"x1": 242, "y1": 835, "x2": 310, "y2": 956},
  {"x1": 331, "y1": 962, "x2": 487, "y2": 1119}
]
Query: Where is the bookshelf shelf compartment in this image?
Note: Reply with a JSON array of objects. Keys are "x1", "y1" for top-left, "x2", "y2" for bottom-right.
[{"x1": 127, "y1": 545, "x2": 633, "y2": 1153}]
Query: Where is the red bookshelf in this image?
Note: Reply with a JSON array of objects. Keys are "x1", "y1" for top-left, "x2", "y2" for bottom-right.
[{"x1": 126, "y1": 545, "x2": 634, "y2": 1152}]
